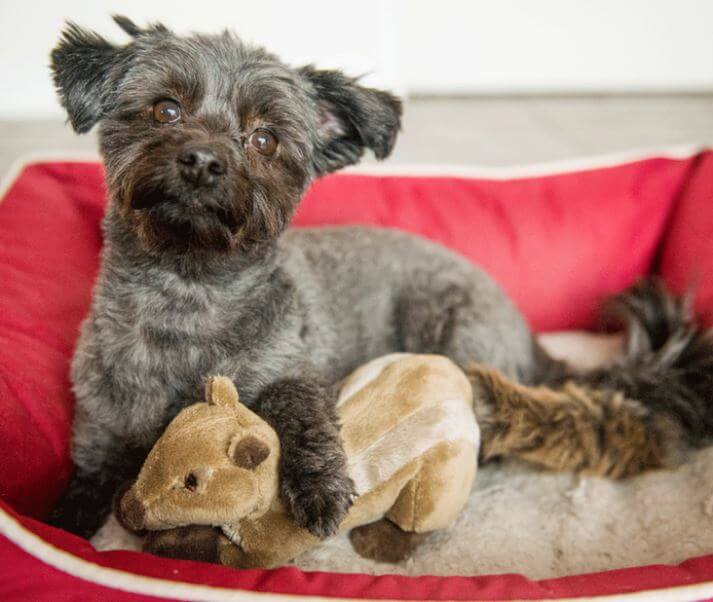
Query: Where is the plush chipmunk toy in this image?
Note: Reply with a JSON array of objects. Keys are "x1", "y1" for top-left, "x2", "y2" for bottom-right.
[
  {"x1": 116, "y1": 354, "x2": 480, "y2": 568},
  {"x1": 116, "y1": 350, "x2": 675, "y2": 569}
]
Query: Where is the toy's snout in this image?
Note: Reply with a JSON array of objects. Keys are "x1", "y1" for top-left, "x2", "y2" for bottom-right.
[{"x1": 116, "y1": 486, "x2": 147, "y2": 533}]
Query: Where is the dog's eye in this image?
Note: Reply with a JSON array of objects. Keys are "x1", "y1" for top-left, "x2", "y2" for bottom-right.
[
  {"x1": 153, "y1": 99, "x2": 182, "y2": 125},
  {"x1": 248, "y1": 129, "x2": 278, "y2": 156},
  {"x1": 184, "y1": 472, "x2": 198, "y2": 491}
]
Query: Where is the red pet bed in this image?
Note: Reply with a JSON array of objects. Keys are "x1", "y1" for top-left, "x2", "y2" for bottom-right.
[{"x1": 2, "y1": 147, "x2": 713, "y2": 600}]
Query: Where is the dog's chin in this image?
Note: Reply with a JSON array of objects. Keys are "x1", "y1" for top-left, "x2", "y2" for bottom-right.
[
  {"x1": 130, "y1": 186, "x2": 179, "y2": 211},
  {"x1": 130, "y1": 188, "x2": 241, "y2": 256},
  {"x1": 149, "y1": 215, "x2": 236, "y2": 255}
]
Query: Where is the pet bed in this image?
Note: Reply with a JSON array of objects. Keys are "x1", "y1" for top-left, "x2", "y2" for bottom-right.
[{"x1": 2, "y1": 147, "x2": 713, "y2": 600}]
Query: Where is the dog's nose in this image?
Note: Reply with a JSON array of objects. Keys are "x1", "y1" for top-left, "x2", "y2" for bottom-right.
[{"x1": 177, "y1": 147, "x2": 225, "y2": 188}]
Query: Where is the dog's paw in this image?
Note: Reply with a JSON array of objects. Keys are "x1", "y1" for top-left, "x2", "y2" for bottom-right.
[
  {"x1": 281, "y1": 470, "x2": 356, "y2": 539},
  {"x1": 48, "y1": 479, "x2": 113, "y2": 539}
]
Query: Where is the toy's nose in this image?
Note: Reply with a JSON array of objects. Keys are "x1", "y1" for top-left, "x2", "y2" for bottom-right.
[{"x1": 116, "y1": 487, "x2": 147, "y2": 533}]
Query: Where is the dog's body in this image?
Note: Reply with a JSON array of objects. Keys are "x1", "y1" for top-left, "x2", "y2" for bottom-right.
[
  {"x1": 68, "y1": 218, "x2": 538, "y2": 536},
  {"x1": 76, "y1": 224, "x2": 535, "y2": 450}
]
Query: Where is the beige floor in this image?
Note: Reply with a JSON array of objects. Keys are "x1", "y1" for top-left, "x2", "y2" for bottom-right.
[{"x1": 2, "y1": 95, "x2": 713, "y2": 177}]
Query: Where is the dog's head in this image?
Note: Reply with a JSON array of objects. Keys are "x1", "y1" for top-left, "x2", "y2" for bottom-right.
[{"x1": 50, "y1": 16, "x2": 401, "y2": 257}]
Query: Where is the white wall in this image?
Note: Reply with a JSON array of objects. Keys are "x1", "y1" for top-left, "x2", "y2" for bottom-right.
[
  {"x1": 1, "y1": 0, "x2": 713, "y2": 119},
  {"x1": 399, "y1": 1, "x2": 713, "y2": 94}
]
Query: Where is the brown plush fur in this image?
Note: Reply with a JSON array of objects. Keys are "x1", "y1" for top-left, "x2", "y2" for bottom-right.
[
  {"x1": 144, "y1": 525, "x2": 222, "y2": 563},
  {"x1": 470, "y1": 365, "x2": 680, "y2": 478},
  {"x1": 520, "y1": 278, "x2": 713, "y2": 478},
  {"x1": 349, "y1": 518, "x2": 428, "y2": 563}
]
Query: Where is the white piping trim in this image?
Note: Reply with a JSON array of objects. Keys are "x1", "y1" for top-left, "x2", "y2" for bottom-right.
[
  {"x1": 344, "y1": 143, "x2": 710, "y2": 180},
  {"x1": 2, "y1": 504, "x2": 713, "y2": 602},
  {"x1": 0, "y1": 507, "x2": 363, "y2": 602}
]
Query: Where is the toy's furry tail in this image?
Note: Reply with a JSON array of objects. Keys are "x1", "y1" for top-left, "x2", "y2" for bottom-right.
[
  {"x1": 570, "y1": 279, "x2": 713, "y2": 447},
  {"x1": 471, "y1": 279, "x2": 713, "y2": 478}
]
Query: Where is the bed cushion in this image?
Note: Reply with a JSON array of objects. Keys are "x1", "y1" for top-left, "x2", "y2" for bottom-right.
[
  {"x1": 659, "y1": 151, "x2": 713, "y2": 324},
  {"x1": 2, "y1": 149, "x2": 713, "y2": 600},
  {"x1": 299, "y1": 156, "x2": 695, "y2": 331}
]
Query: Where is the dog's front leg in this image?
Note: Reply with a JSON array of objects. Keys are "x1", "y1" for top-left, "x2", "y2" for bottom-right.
[
  {"x1": 49, "y1": 470, "x2": 122, "y2": 538},
  {"x1": 255, "y1": 376, "x2": 355, "y2": 539},
  {"x1": 49, "y1": 438, "x2": 149, "y2": 538}
]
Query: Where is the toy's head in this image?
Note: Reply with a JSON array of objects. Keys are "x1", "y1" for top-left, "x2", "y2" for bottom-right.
[{"x1": 117, "y1": 376, "x2": 280, "y2": 532}]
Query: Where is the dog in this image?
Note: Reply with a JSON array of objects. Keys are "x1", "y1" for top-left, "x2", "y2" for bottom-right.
[{"x1": 48, "y1": 17, "x2": 713, "y2": 541}]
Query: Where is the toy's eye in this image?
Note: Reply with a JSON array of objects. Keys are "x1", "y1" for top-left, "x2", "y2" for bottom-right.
[
  {"x1": 153, "y1": 99, "x2": 182, "y2": 124},
  {"x1": 184, "y1": 472, "x2": 198, "y2": 491},
  {"x1": 248, "y1": 129, "x2": 278, "y2": 156}
]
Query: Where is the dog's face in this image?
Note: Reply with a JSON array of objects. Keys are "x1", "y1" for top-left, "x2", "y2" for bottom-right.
[{"x1": 50, "y1": 17, "x2": 401, "y2": 256}]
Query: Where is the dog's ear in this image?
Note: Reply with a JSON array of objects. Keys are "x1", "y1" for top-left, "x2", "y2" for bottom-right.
[
  {"x1": 50, "y1": 21, "x2": 129, "y2": 133},
  {"x1": 299, "y1": 66, "x2": 402, "y2": 175},
  {"x1": 112, "y1": 14, "x2": 170, "y2": 39}
]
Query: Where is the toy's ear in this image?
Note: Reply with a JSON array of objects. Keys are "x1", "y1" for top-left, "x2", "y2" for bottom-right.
[
  {"x1": 228, "y1": 435, "x2": 271, "y2": 470},
  {"x1": 299, "y1": 66, "x2": 402, "y2": 176},
  {"x1": 205, "y1": 376, "x2": 240, "y2": 408}
]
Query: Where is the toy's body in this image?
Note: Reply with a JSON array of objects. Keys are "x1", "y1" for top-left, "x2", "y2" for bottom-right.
[{"x1": 118, "y1": 354, "x2": 479, "y2": 568}]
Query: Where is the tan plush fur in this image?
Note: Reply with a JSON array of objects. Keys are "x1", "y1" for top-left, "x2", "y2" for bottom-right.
[{"x1": 117, "y1": 354, "x2": 479, "y2": 568}]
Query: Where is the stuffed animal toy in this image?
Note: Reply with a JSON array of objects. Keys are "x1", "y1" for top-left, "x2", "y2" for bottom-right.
[{"x1": 116, "y1": 353, "x2": 480, "y2": 568}]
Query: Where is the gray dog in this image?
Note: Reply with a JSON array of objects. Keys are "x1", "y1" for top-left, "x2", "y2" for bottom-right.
[{"x1": 48, "y1": 16, "x2": 713, "y2": 542}]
